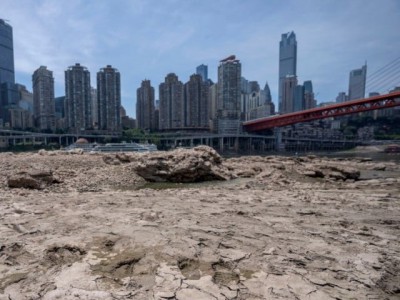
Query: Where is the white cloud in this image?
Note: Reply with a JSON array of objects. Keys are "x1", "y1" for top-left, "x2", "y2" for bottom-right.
[{"x1": 2, "y1": 0, "x2": 400, "y2": 116}]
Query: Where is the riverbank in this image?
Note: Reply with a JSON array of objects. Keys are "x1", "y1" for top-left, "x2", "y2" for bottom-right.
[{"x1": 0, "y1": 148, "x2": 399, "y2": 299}]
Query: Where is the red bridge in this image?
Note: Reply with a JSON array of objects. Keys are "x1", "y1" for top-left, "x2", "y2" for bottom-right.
[{"x1": 243, "y1": 91, "x2": 400, "y2": 132}]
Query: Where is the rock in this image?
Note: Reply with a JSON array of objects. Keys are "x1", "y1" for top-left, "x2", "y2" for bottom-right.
[
  {"x1": 7, "y1": 169, "x2": 60, "y2": 189},
  {"x1": 263, "y1": 247, "x2": 277, "y2": 255},
  {"x1": 328, "y1": 171, "x2": 346, "y2": 181},
  {"x1": 176, "y1": 288, "x2": 212, "y2": 300},
  {"x1": 219, "y1": 249, "x2": 249, "y2": 262},
  {"x1": 325, "y1": 165, "x2": 360, "y2": 180},
  {"x1": 134, "y1": 146, "x2": 233, "y2": 183},
  {"x1": 115, "y1": 153, "x2": 131, "y2": 163},
  {"x1": 7, "y1": 175, "x2": 42, "y2": 189},
  {"x1": 155, "y1": 291, "x2": 176, "y2": 299},
  {"x1": 359, "y1": 157, "x2": 373, "y2": 162},
  {"x1": 236, "y1": 170, "x2": 256, "y2": 178},
  {"x1": 29, "y1": 169, "x2": 60, "y2": 184},
  {"x1": 68, "y1": 148, "x2": 84, "y2": 155},
  {"x1": 300, "y1": 168, "x2": 324, "y2": 178},
  {"x1": 372, "y1": 164, "x2": 386, "y2": 171},
  {"x1": 102, "y1": 155, "x2": 121, "y2": 165},
  {"x1": 38, "y1": 149, "x2": 47, "y2": 155}
]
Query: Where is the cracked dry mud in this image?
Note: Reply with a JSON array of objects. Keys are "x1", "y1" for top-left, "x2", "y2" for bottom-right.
[{"x1": 0, "y1": 148, "x2": 399, "y2": 299}]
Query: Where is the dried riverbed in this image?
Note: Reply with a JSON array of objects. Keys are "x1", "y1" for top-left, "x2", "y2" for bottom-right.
[{"x1": 0, "y1": 148, "x2": 399, "y2": 299}]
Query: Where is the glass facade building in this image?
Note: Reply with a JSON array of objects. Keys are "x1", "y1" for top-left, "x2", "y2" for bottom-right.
[
  {"x1": 0, "y1": 19, "x2": 15, "y2": 85},
  {"x1": 348, "y1": 65, "x2": 367, "y2": 101},
  {"x1": 196, "y1": 64, "x2": 208, "y2": 82},
  {"x1": 0, "y1": 19, "x2": 18, "y2": 125},
  {"x1": 278, "y1": 31, "x2": 297, "y2": 113}
]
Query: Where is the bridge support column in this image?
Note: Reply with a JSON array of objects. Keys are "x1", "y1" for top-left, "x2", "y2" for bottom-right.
[
  {"x1": 234, "y1": 136, "x2": 239, "y2": 152},
  {"x1": 219, "y1": 137, "x2": 224, "y2": 152},
  {"x1": 274, "y1": 128, "x2": 282, "y2": 151}
]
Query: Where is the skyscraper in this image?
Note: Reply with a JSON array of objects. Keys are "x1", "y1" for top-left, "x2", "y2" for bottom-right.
[
  {"x1": 293, "y1": 84, "x2": 304, "y2": 112},
  {"x1": 263, "y1": 82, "x2": 272, "y2": 103},
  {"x1": 278, "y1": 31, "x2": 297, "y2": 113},
  {"x1": 97, "y1": 65, "x2": 121, "y2": 132},
  {"x1": 184, "y1": 74, "x2": 209, "y2": 128},
  {"x1": 336, "y1": 92, "x2": 347, "y2": 103},
  {"x1": 65, "y1": 63, "x2": 92, "y2": 133},
  {"x1": 0, "y1": 19, "x2": 18, "y2": 125},
  {"x1": 348, "y1": 64, "x2": 367, "y2": 101},
  {"x1": 136, "y1": 79, "x2": 155, "y2": 130},
  {"x1": 281, "y1": 75, "x2": 297, "y2": 114},
  {"x1": 0, "y1": 19, "x2": 15, "y2": 85},
  {"x1": 303, "y1": 80, "x2": 316, "y2": 109},
  {"x1": 32, "y1": 66, "x2": 56, "y2": 131},
  {"x1": 217, "y1": 55, "x2": 241, "y2": 134},
  {"x1": 159, "y1": 73, "x2": 184, "y2": 130},
  {"x1": 196, "y1": 64, "x2": 208, "y2": 82}
]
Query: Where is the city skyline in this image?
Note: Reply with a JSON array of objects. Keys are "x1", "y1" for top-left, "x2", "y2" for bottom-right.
[{"x1": 2, "y1": 0, "x2": 400, "y2": 117}]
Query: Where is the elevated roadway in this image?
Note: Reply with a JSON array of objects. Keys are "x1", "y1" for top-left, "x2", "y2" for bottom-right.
[{"x1": 243, "y1": 91, "x2": 400, "y2": 132}]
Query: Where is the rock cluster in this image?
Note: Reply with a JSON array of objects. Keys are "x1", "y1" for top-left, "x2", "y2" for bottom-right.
[{"x1": 133, "y1": 146, "x2": 234, "y2": 182}]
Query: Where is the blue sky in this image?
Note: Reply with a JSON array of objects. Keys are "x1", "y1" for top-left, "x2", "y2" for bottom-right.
[{"x1": 3, "y1": 0, "x2": 400, "y2": 117}]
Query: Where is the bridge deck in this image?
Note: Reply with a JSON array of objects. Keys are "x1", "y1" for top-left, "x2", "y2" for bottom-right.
[{"x1": 243, "y1": 91, "x2": 400, "y2": 131}]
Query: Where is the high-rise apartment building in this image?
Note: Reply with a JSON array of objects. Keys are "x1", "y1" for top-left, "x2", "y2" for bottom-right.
[
  {"x1": 159, "y1": 73, "x2": 184, "y2": 130},
  {"x1": 184, "y1": 74, "x2": 209, "y2": 128},
  {"x1": 0, "y1": 19, "x2": 18, "y2": 125},
  {"x1": 65, "y1": 63, "x2": 92, "y2": 133},
  {"x1": 278, "y1": 31, "x2": 297, "y2": 113},
  {"x1": 136, "y1": 79, "x2": 155, "y2": 130},
  {"x1": 245, "y1": 81, "x2": 274, "y2": 121},
  {"x1": 32, "y1": 66, "x2": 56, "y2": 131},
  {"x1": 196, "y1": 64, "x2": 208, "y2": 82},
  {"x1": 217, "y1": 55, "x2": 241, "y2": 134},
  {"x1": 336, "y1": 92, "x2": 347, "y2": 103},
  {"x1": 90, "y1": 87, "x2": 98, "y2": 128},
  {"x1": 16, "y1": 84, "x2": 33, "y2": 113},
  {"x1": 248, "y1": 81, "x2": 260, "y2": 93},
  {"x1": 348, "y1": 64, "x2": 367, "y2": 101},
  {"x1": 97, "y1": 65, "x2": 121, "y2": 132},
  {"x1": 303, "y1": 80, "x2": 316, "y2": 109},
  {"x1": 281, "y1": 75, "x2": 297, "y2": 114}
]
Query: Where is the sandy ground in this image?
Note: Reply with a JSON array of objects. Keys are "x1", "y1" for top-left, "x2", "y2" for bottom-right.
[{"x1": 0, "y1": 150, "x2": 399, "y2": 299}]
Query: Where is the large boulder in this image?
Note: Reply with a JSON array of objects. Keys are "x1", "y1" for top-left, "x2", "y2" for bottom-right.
[
  {"x1": 7, "y1": 169, "x2": 60, "y2": 189},
  {"x1": 133, "y1": 146, "x2": 234, "y2": 183},
  {"x1": 301, "y1": 163, "x2": 360, "y2": 181}
]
